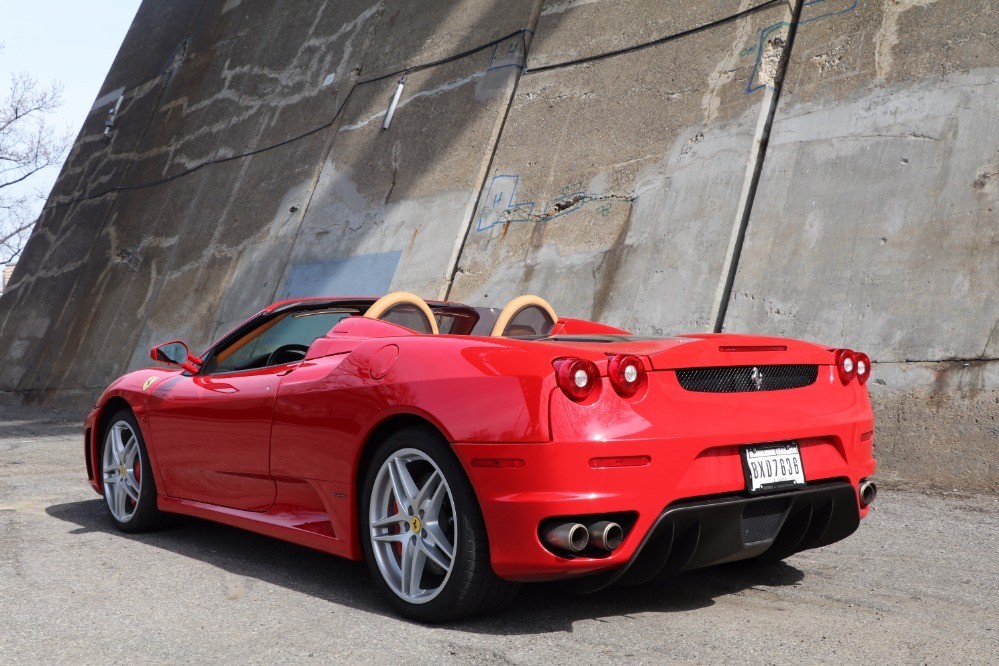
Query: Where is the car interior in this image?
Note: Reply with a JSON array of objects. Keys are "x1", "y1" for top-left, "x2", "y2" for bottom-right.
[{"x1": 199, "y1": 293, "x2": 559, "y2": 374}]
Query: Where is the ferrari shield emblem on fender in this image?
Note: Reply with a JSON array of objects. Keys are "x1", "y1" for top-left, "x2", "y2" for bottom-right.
[{"x1": 142, "y1": 376, "x2": 158, "y2": 391}]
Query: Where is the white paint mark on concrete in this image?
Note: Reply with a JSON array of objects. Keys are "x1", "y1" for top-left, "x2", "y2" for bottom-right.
[
  {"x1": 875, "y1": 0, "x2": 941, "y2": 81},
  {"x1": 221, "y1": 0, "x2": 241, "y2": 14},
  {"x1": 322, "y1": 72, "x2": 336, "y2": 87},
  {"x1": 90, "y1": 87, "x2": 126, "y2": 114},
  {"x1": 339, "y1": 71, "x2": 488, "y2": 132}
]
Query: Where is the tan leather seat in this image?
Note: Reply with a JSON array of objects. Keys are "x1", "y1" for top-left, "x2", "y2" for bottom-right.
[
  {"x1": 364, "y1": 292, "x2": 439, "y2": 334},
  {"x1": 490, "y1": 295, "x2": 557, "y2": 337}
]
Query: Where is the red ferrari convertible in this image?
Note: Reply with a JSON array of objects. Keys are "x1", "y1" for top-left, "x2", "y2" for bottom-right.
[{"x1": 85, "y1": 292, "x2": 876, "y2": 621}]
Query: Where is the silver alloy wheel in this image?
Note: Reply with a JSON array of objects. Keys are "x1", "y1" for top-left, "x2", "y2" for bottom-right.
[
  {"x1": 369, "y1": 448, "x2": 457, "y2": 604},
  {"x1": 102, "y1": 420, "x2": 142, "y2": 522}
]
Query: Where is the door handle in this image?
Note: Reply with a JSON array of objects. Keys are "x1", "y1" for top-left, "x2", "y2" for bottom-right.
[{"x1": 276, "y1": 368, "x2": 294, "y2": 377}]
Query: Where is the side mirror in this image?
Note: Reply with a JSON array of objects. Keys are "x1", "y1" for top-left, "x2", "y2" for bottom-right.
[{"x1": 150, "y1": 340, "x2": 201, "y2": 374}]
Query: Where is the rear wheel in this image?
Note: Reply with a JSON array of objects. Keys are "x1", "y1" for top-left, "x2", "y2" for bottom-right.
[
  {"x1": 100, "y1": 409, "x2": 161, "y2": 532},
  {"x1": 360, "y1": 426, "x2": 519, "y2": 622}
]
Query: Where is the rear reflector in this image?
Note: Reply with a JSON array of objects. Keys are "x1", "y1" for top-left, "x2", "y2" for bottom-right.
[
  {"x1": 860, "y1": 431, "x2": 874, "y2": 442},
  {"x1": 471, "y1": 458, "x2": 525, "y2": 468},
  {"x1": 719, "y1": 345, "x2": 787, "y2": 352},
  {"x1": 589, "y1": 455, "x2": 651, "y2": 468}
]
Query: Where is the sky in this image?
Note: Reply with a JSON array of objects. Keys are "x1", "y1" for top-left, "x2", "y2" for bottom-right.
[{"x1": 1, "y1": 0, "x2": 142, "y2": 251}]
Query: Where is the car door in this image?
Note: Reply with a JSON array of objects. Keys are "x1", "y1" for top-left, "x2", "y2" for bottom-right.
[
  {"x1": 146, "y1": 307, "x2": 355, "y2": 511},
  {"x1": 147, "y1": 367, "x2": 285, "y2": 511}
]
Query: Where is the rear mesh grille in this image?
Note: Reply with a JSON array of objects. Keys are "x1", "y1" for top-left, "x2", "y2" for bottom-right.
[
  {"x1": 675, "y1": 365, "x2": 818, "y2": 392},
  {"x1": 742, "y1": 499, "x2": 788, "y2": 543}
]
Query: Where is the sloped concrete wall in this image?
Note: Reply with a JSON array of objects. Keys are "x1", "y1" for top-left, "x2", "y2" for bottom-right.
[
  {"x1": 0, "y1": 0, "x2": 996, "y2": 490},
  {"x1": 724, "y1": 0, "x2": 999, "y2": 492}
]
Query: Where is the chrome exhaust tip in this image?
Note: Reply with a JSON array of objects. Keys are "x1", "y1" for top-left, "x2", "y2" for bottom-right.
[
  {"x1": 588, "y1": 521, "x2": 624, "y2": 551},
  {"x1": 860, "y1": 480, "x2": 878, "y2": 507},
  {"x1": 545, "y1": 522, "x2": 589, "y2": 553}
]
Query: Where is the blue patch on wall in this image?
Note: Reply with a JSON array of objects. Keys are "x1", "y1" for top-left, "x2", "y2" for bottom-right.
[{"x1": 281, "y1": 251, "x2": 401, "y2": 298}]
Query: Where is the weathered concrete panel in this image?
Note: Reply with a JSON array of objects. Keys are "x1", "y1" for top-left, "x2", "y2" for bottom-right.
[
  {"x1": 119, "y1": 131, "x2": 335, "y2": 371},
  {"x1": 360, "y1": 0, "x2": 540, "y2": 77},
  {"x1": 725, "y1": 1, "x2": 999, "y2": 359},
  {"x1": 280, "y1": 33, "x2": 527, "y2": 300},
  {"x1": 96, "y1": 1, "x2": 202, "y2": 98},
  {"x1": 869, "y1": 361, "x2": 999, "y2": 493},
  {"x1": 722, "y1": 1, "x2": 999, "y2": 491},
  {"x1": 527, "y1": 0, "x2": 774, "y2": 69},
  {"x1": 451, "y1": 2, "x2": 792, "y2": 332}
]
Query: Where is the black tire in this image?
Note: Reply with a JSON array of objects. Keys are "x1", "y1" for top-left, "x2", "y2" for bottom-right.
[
  {"x1": 359, "y1": 426, "x2": 519, "y2": 622},
  {"x1": 99, "y1": 408, "x2": 162, "y2": 533}
]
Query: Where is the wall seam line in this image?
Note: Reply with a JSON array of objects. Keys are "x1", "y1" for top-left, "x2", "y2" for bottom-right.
[
  {"x1": 440, "y1": 4, "x2": 546, "y2": 301},
  {"x1": 710, "y1": 0, "x2": 804, "y2": 334}
]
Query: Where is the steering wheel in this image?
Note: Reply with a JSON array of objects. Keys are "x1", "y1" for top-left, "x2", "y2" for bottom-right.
[
  {"x1": 363, "y1": 291, "x2": 439, "y2": 334},
  {"x1": 490, "y1": 295, "x2": 557, "y2": 337},
  {"x1": 266, "y1": 343, "x2": 310, "y2": 366}
]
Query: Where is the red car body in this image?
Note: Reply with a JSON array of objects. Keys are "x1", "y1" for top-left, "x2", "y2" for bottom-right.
[{"x1": 85, "y1": 295, "x2": 875, "y2": 607}]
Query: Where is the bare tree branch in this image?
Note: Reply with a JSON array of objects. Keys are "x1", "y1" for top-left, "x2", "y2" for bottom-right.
[{"x1": 0, "y1": 59, "x2": 70, "y2": 266}]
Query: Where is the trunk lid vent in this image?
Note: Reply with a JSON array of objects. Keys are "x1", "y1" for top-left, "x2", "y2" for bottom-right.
[{"x1": 676, "y1": 365, "x2": 818, "y2": 393}]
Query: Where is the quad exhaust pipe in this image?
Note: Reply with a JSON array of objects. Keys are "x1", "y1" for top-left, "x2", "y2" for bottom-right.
[
  {"x1": 545, "y1": 522, "x2": 590, "y2": 553},
  {"x1": 860, "y1": 480, "x2": 878, "y2": 507},
  {"x1": 544, "y1": 520, "x2": 624, "y2": 554},
  {"x1": 588, "y1": 520, "x2": 624, "y2": 551}
]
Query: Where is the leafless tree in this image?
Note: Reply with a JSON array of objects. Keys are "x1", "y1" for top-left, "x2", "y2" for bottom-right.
[{"x1": 1, "y1": 49, "x2": 72, "y2": 266}]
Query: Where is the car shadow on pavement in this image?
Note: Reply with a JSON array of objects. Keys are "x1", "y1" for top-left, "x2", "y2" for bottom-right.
[
  {"x1": 460, "y1": 561, "x2": 805, "y2": 634},
  {"x1": 46, "y1": 499, "x2": 388, "y2": 614},
  {"x1": 47, "y1": 498, "x2": 805, "y2": 632}
]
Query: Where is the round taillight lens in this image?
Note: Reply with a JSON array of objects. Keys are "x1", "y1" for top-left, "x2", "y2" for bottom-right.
[
  {"x1": 836, "y1": 349, "x2": 857, "y2": 384},
  {"x1": 856, "y1": 352, "x2": 871, "y2": 384},
  {"x1": 554, "y1": 357, "x2": 599, "y2": 401},
  {"x1": 608, "y1": 354, "x2": 646, "y2": 397}
]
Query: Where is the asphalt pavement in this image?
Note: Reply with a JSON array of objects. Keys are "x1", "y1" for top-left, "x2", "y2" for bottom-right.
[{"x1": 1, "y1": 405, "x2": 996, "y2": 664}]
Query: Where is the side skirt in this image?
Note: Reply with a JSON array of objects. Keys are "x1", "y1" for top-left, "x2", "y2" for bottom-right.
[{"x1": 158, "y1": 493, "x2": 362, "y2": 561}]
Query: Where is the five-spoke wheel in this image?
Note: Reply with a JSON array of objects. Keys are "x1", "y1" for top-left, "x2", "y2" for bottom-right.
[
  {"x1": 102, "y1": 419, "x2": 142, "y2": 522},
  {"x1": 100, "y1": 409, "x2": 161, "y2": 532},
  {"x1": 360, "y1": 427, "x2": 519, "y2": 621},
  {"x1": 369, "y1": 448, "x2": 457, "y2": 604}
]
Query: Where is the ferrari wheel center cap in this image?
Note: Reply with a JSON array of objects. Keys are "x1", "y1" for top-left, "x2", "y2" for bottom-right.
[{"x1": 410, "y1": 515, "x2": 422, "y2": 533}]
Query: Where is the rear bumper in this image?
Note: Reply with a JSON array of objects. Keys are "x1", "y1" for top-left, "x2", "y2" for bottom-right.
[
  {"x1": 452, "y1": 424, "x2": 874, "y2": 581},
  {"x1": 570, "y1": 480, "x2": 859, "y2": 592}
]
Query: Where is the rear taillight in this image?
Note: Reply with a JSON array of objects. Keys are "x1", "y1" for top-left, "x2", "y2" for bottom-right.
[
  {"x1": 834, "y1": 348, "x2": 874, "y2": 385},
  {"x1": 554, "y1": 357, "x2": 599, "y2": 401},
  {"x1": 835, "y1": 349, "x2": 857, "y2": 384},
  {"x1": 608, "y1": 354, "x2": 646, "y2": 397},
  {"x1": 856, "y1": 352, "x2": 871, "y2": 384}
]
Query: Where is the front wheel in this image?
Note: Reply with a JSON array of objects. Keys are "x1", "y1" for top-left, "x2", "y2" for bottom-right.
[
  {"x1": 360, "y1": 427, "x2": 519, "y2": 622},
  {"x1": 100, "y1": 409, "x2": 162, "y2": 532}
]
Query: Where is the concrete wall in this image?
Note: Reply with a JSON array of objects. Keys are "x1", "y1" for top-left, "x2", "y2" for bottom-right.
[{"x1": 0, "y1": 0, "x2": 996, "y2": 491}]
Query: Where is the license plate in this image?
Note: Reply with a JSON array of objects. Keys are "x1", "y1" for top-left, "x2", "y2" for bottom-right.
[{"x1": 742, "y1": 442, "x2": 806, "y2": 494}]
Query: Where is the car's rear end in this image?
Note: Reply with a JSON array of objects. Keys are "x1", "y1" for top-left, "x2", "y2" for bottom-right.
[{"x1": 450, "y1": 333, "x2": 875, "y2": 587}]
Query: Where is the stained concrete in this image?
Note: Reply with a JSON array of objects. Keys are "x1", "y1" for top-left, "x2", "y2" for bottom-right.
[
  {"x1": 0, "y1": 0, "x2": 997, "y2": 492},
  {"x1": 724, "y1": 0, "x2": 999, "y2": 490},
  {"x1": 449, "y1": 1, "x2": 792, "y2": 334},
  {"x1": 527, "y1": 0, "x2": 776, "y2": 69}
]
